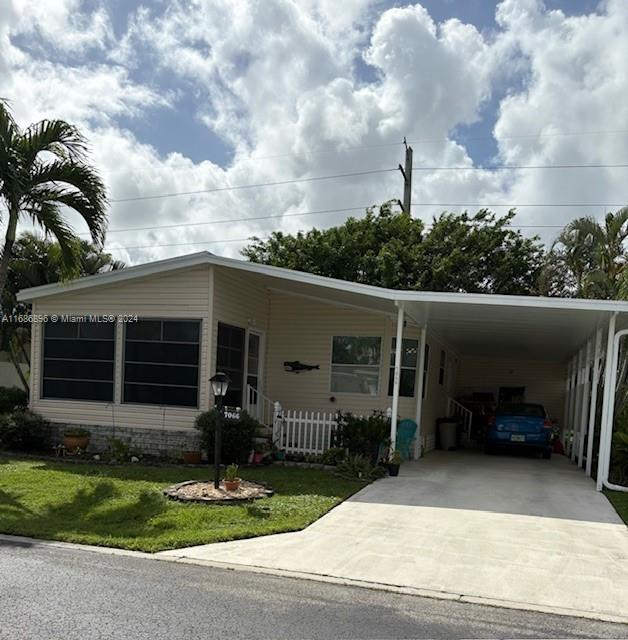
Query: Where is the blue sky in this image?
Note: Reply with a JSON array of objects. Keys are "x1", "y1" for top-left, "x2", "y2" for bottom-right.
[{"x1": 1, "y1": 0, "x2": 627, "y2": 263}]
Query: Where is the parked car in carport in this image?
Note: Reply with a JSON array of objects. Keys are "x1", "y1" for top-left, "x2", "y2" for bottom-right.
[{"x1": 484, "y1": 403, "x2": 553, "y2": 458}]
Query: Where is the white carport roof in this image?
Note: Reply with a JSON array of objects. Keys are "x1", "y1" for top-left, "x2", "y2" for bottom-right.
[{"x1": 17, "y1": 250, "x2": 628, "y2": 363}]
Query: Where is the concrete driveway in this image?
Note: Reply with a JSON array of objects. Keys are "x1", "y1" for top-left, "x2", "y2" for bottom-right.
[{"x1": 159, "y1": 451, "x2": 628, "y2": 622}]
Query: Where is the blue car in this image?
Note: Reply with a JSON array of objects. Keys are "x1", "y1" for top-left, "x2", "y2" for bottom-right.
[{"x1": 484, "y1": 403, "x2": 553, "y2": 459}]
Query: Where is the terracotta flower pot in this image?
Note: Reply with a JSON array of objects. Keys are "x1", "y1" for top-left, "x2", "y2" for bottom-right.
[
  {"x1": 63, "y1": 435, "x2": 90, "y2": 451},
  {"x1": 183, "y1": 451, "x2": 202, "y2": 465},
  {"x1": 224, "y1": 478, "x2": 241, "y2": 492}
]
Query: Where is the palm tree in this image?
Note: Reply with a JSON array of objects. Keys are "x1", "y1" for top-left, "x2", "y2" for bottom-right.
[
  {"x1": 0, "y1": 99, "x2": 107, "y2": 297},
  {"x1": 0, "y1": 232, "x2": 124, "y2": 392},
  {"x1": 550, "y1": 208, "x2": 628, "y2": 299}
]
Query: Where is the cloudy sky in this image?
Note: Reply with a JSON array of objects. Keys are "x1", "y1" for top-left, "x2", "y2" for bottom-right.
[{"x1": 1, "y1": 0, "x2": 627, "y2": 264}]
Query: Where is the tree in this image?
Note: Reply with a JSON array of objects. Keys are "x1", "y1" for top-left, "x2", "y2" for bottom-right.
[
  {"x1": 1, "y1": 233, "x2": 124, "y2": 392},
  {"x1": 0, "y1": 99, "x2": 107, "y2": 297},
  {"x1": 413, "y1": 209, "x2": 543, "y2": 294},
  {"x1": 243, "y1": 201, "x2": 425, "y2": 289},
  {"x1": 543, "y1": 208, "x2": 628, "y2": 299},
  {"x1": 243, "y1": 203, "x2": 544, "y2": 294}
]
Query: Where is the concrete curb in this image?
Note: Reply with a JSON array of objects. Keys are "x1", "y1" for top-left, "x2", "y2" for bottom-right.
[{"x1": 2, "y1": 533, "x2": 628, "y2": 626}]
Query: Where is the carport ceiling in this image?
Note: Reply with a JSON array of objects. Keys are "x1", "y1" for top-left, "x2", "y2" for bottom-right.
[{"x1": 405, "y1": 300, "x2": 620, "y2": 362}]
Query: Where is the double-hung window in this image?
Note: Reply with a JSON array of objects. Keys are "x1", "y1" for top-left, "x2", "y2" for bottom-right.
[
  {"x1": 330, "y1": 336, "x2": 381, "y2": 395},
  {"x1": 42, "y1": 320, "x2": 115, "y2": 401},
  {"x1": 387, "y1": 338, "x2": 419, "y2": 397},
  {"x1": 124, "y1": 319, "x2": 200, "y2": 407}
]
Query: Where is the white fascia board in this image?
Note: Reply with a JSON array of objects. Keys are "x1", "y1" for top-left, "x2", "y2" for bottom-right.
[
  {"x1": 16, "y1": 248, "x2": 628, "y2": 316},
  {"x1": 392, "y1": 289, "x2": 628, "y2": 313},
  {"x1": 16, "y1": 252, "x2": 212, "y2": 301}
]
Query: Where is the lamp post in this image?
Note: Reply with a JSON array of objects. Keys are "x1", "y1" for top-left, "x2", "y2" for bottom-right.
[{"x1": 210, "y1": 372, "x2": 231, "y2": 489}]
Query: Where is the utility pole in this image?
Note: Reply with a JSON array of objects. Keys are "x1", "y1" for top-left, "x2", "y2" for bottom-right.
[{"x1": 398, "y1": 137, "x2": 413, "y2": 213}]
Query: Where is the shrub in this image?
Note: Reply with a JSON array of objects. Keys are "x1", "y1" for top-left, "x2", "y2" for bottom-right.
[
  {"x1": 335, "y1": 454, "x2": 387, "y2": 480},
  {"x1": 64, "y1": 427, "x2": 91, "y2": 438},
  {"x1": 0, "y1": 409, "x2": 50, "y2": 452},
  {"x1": 610, "y1": 430, "x2": 628, "y2": 486},
  {"x1": 332, "y1": 411, "x2": 390, "y2": 462},
  {"x1": 0, "y1": 386, "x2": 28, "y2": 414},
  {"x1": 195, "y1": 409, "x2": 258, "y2": 464},
  {"x1": 320, "y1": 446, "x2": 346, "y2": 466}
]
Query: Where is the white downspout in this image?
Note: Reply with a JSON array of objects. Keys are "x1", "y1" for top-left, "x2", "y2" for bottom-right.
[
  {"x1": 585, "y1": 327, "x2": 602, "y2": 477},
  {"x1": 414, "y1": 325, "x2": 427, "y2": 460},
  {"x1": 577, "y1": 339, "x2": 592, "y2": 466},
  {"x1": 597, "y1": 312, "x2": 617, "y2": 491},
  {"x1": 390, "y1": 302, "x2": 405, "y2": 451},
  {"x1": 562, "y1": 359, "x2": 572, "y2": 448},
  {"x1": 571, "y1": 347, "x2": 585, "y2": 462},
  {"x1": 567, "y1": 353, "x2": 578, "y2": 457}
]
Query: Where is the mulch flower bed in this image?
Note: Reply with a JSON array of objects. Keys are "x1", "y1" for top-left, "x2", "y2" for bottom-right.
[{"x1": 163, "y1": 479, "x2": 274, "y2": 504}]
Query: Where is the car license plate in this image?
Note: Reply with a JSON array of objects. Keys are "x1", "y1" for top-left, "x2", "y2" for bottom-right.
[{"x1": 511, "y1": 434, "x2": 525, "y2": 442}]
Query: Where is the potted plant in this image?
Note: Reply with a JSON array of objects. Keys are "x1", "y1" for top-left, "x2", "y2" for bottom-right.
[
  {"x1": 252, "y1": 441, "x2": 269, "y2": 464},
  {"x1": 223, "y1": 463, "x2": 241, "y2": 491},
  {"x1": 63, "y1": 428, "x2": 91, "y2": 452},
  {"x1": 386, "y1": 450, "x2": 403, "y2": 477},
  {"x1": 182, "y1": 450, "x2": 202, "y2": 465}
]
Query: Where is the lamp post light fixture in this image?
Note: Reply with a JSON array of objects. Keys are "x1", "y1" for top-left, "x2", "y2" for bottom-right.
[{"x1": 210, "y1": 372, "x2": 231, "y2": 489}]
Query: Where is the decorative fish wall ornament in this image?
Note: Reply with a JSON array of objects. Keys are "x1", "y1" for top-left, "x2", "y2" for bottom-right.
[{"x1": 283, "y1": 361, "x2": 320, "y2": 373}]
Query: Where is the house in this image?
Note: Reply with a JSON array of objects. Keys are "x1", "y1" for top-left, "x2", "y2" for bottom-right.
[{"x1": 16, "y1": 251, "x2": 628, "y2": 492}]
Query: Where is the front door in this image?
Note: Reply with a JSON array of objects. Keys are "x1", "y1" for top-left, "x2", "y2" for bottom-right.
[{"x1": 216, "y1": 322, "x2": 245, "y2": 408}]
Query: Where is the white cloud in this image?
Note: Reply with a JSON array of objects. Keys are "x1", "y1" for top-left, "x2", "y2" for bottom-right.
[
  {"x1": 2, "y1": 0, "x2": 628, "y2": 264},
  {"x1": 12, "y1": 0, "x2": 112, "y2": 53}
]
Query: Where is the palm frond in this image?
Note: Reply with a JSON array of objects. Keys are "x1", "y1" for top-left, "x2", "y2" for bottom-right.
[
  {"x1": 21, "y1": 199, "x2": 81, "y2": 276},
  {"x1": 18, "y1": 119, "x2": 88, "y2": 166},
  {"x1": 25, "y1": 162, "x2": 108, "y2": 245}
]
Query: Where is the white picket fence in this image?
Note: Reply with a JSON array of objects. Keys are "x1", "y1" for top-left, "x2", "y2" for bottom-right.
[{"x1": 273, "y1": 409, "x2": 337, "y2": 454}]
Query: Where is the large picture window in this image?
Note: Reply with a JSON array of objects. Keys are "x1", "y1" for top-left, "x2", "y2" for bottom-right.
[
  {"x1": 123, "y1": 319, "x2": 200, "y2": 408},
  {"x1": 42, "y1": 320, "x2": 115, "y2": 401},
  {"x1": 331, "y1": 336, "x2": 381, "y2": 395},
  {"x1": 387, "y1": 338, "x2": 418, "y2": 397}
]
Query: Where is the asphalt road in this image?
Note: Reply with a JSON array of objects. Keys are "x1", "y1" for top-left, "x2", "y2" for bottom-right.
[{"x1": 1, "y1": 539, "x2": 628, "y2": 640}]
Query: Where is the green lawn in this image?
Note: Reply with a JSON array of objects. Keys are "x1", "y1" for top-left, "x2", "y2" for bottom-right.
[
  {"x1": 605, "y1": 490, "x2": 628, "y2": 525},
  {"x1": 0, "y1": 458, "x2": 365, "y2": 552}
]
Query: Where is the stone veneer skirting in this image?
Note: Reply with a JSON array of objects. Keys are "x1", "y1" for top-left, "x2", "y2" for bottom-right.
[{"x1": 50, "y1": 423, "x2": 200, "y2": 457}]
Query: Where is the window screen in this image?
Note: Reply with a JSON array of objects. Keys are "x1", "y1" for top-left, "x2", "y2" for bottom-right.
[
  {"x1": 42, "y1": 320, "x2": 115, "y2": 401},
  {"x1": 331, "y1": 336, "x2": 381, "y2": 395},
  {"x1": 123, "y1": 319, "x2": 200, "y2": 408}
]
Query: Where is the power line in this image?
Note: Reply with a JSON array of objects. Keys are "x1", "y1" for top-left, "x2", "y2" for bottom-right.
[
  {"x1": 93, "y1": 201, "x2": 628, "y2": 236},
  {"x1": 109, "y1": 168, "x2": 397, "y2": 203},
  {"x1": 102, "y1": 128, "x2": 628, "y2": 172},
  {"x1": 412, "y1": 163, "x2": 628, "y2": 172},
  {"x1": 108, "y1": 163, "x2": 628, "y2": 204},
  {"x1": 102, "y1": 221, "x2": 578, "y2": 253}
]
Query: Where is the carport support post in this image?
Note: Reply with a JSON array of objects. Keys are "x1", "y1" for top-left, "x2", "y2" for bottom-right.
[
  {"x1": 585, "y1": 328, "x2": 602, "y2": 477},
  {"x1": 577, "y1": 338, "x2": 592, "y2": 467},
  {"x1": 390, "y1": 302, "x2": 405, "y2": 451},
  {"x1": 597, "y1": 312, "x2": 617, "y2": 491},
  {"x1": 414, "y1": 326, "x2": 427, "y2": 460}
]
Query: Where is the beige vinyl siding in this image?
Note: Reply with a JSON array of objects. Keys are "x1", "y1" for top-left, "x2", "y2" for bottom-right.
[
  {"x1": 264, "y1": 291, "x2": 421, "y2": 418},
  {"x1": 455, "y1": 357, "x2": 566, "y2": 424},
  {"x1": 210, "y1": 267, "x2": 271, "y2": 404},
  {"x1": 30, "y1": 265, "x2": 211, "y2": 430},
  {"x1": 420, "y1": 333, "x2": 457, "y2": 450}
]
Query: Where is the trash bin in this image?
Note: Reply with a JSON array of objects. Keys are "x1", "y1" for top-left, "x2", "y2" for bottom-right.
[{"x1": 438, "y1": 419, "x2": 458, "y2": 451}]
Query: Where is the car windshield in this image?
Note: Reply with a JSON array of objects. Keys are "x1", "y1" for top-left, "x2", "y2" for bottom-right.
[{"x1": 497, "y1": 403, "x2": 546, "y2": 417}]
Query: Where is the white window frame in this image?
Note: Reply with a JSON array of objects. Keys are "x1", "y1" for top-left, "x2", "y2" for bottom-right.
[
  {"x1": 329, "y1": 334, "x2": 383, "y2": 396},
  {"x1": 387, "y1": 337, "x2": 419, "y2": 398}
]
